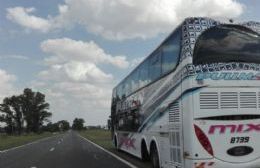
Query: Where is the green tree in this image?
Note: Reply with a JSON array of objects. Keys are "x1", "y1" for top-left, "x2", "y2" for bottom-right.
[
  {"x1": 43, "y1": 120, "x2": 70, "y2": 132},
  {"x1": 21, "y1": 88, "x2": 52, "y2": 133},
  {"x1": 44, "y1": 122, "x2": 60, "y2": 132},
  {"x1": 0, "y1": 88, "x2": 52, "y2": 134},
  {"x1": 72, "y1": 118, "x2": 85, "y2": 130},
  {"x1": 58, "y1": 120, "x2": 70, "y2": 131},
  {"x1": 0, "y1": 114, "x2": 4, "y2": 122},
  {"x1": 0, "y1": 96, "x2": 23, "y2": 134}
]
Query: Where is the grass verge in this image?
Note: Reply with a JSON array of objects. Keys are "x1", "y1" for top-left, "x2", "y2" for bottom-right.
[
  {"x1": 0, "y1": 132, "x2": 55, "y2": 151},
  {"x1": 79, "y1": 129, "x2": 151, "y2": 168},
  {"x1": 79, "y1": 129, "x2": 113, "y2": 150}
]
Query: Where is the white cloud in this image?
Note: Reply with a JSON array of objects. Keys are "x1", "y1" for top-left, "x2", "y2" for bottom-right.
[
  {"x1": 130, "y1": 56, "x2": 145, "y2": 68},
  {"x1": 6, "y1": 7, "x2": 52, "y2": 33},
  {"x1": 39, "y1": 62, "x2": 113, "y2": 83},
  {"x1": 0, "y1": 54, "x2": 29, "y2": 60},
  {"x1": 64, "y1": 62, "x2": 113, "y2": 82},
  {"x1": 0, "y1": 69, "x2": 17, "y2": 101},
  {"x1": 33, "y1": 37, "x2": 125, "y2": 125},
  {"x1": 31, "y1": 79, "x2": 113, "y2": 125},
  {"x1": 40, "y1": 38, "x2": 129, "y2": 68},
  {"x1": 6, "y1": 0, "x2": 244, "y2": 40},
  {"x1": 30, "y1": 73, "x2": 110, "y2": 125}
]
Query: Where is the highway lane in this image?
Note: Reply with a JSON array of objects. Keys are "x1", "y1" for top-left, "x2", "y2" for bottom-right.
[{"x1": 0, "y1": 131, "x2": 131, "y2": 168}]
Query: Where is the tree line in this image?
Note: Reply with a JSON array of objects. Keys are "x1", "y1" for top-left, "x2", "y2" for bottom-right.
[
  {"x1": 0, "y1": 88, "x2": 87, "y2": 135},
  {"x1": 0, "y1": 88, "x2": 52, "y2": 134},
  {"x1": 42, "y1": 118, "x2": 85, "y2": 132}
]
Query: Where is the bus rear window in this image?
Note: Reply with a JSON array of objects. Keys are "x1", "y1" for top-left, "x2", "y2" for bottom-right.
[{"x1": 193, "y1": 25, "x2": 260, "y2": 65}]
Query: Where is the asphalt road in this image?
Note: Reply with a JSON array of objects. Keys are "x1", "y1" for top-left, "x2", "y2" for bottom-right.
[{"x1": 0, "y1": 131, "x2": 131, "y2": 168}]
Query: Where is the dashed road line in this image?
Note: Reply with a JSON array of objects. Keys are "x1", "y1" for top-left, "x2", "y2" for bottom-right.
[
  {"x1": 94, "y1": 154, "x2": 98, "y2": 160},
  {"x1": 49, "y1": 147, "x2": 55, "y2": 152},
  {"x1": 78, "y1": 134, "x2": 138, "y2": 168},
  {"x1": 0, "y1": 136, "x2": 58, "y2": 153}
]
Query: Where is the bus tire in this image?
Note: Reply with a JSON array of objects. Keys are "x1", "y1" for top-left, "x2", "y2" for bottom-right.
[
  {"x1": 114, "y1": 135, "x2": 118, "y2": 150},
  {"x1": 150, "y1": 143, "x2": 160, "y2": 168},
  {"x1": 141, "y1": 140, "x2": 149, "y2": 161}
]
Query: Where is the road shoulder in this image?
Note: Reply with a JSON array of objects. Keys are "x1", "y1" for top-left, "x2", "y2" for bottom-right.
[{"x1": 0, "y1": 132, "x2": 61, "y2": 152}]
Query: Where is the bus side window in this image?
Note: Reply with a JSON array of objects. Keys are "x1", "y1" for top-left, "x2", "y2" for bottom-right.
[
  {"x1": 116, "y1": 84, "x2": 122, "y2": 100},
  {"x1": 149, "y1": 50, "x2": 162, "y2": 81},
  {"x1": 131, "y1": 69, "x2": 139, "y2": 93},
  {"x1": 112, "y1": 88, "x2": 116, "y2": 99},
  {"x1": 121, "y1": 81, "x2": 126, "y2": 99},
  {"x1": 139, "y1": 60, "x2": 149, "y2": 88},
  {"x1": 125, "y1": 77, "x2": 131, "y2": 97},
  {"x1": 162, "y1": 29, "x2": 181, "y2": 74}
]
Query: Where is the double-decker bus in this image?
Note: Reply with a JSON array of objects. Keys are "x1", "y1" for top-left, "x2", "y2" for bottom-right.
[{"x1": 110, "y1": 17, "x2": 260, "y2": 168}]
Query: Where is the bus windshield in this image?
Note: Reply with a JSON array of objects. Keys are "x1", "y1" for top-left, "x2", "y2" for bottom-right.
[{"x1": 193, "y1": 25, "x2": 260, "y2": 65}]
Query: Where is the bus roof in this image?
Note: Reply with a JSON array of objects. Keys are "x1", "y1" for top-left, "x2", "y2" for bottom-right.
[{"x1": 113, "y1": 17, "x2": 260, "y2": 92}]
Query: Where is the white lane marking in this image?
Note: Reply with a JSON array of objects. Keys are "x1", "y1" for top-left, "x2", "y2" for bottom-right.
[
  {"x1": 78, "y1": 134, "x2": 138, "y2": 168},
  {"x1": 50, "y1": 147, "x2": 55, "y2": 152},
  {"x1": 0, "y1": 136, "x2": 58, "y2": 153},
  {"x1": 30, "y1": 166, "x2": 37, "y2": 168}
]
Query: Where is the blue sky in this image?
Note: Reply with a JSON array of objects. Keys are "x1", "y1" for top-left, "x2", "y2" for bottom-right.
[{"x1": 0, "y1": 0, "x2": 259, "y2": 125}]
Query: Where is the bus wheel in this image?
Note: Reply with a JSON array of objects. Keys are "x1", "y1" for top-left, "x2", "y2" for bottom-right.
[
  {"x1": 150, "y1": 143, "x2": 159, "y2": 168},
  {"x1": 114, "y1": 136, "x2": 118, "y2": 150},
  {"x1": 141, "y1": 140, "x2": 149, "y2": 161}
]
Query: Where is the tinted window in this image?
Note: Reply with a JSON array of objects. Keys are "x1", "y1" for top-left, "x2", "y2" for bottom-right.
[
  {"x1": 131, "y1": 69, "x2": 139, "y2": 92},
  {"x1": 116, "y1": 84, "x2": 122, "y2": 100},
  {"x1": 162, "y1": 29, "x2": 181, "y2": 74},
  {"x1": 121, "y1": 81, "x2": 126, "y2": 99},
  {"x1": 139, "y1": 60, "x2": 149, "y2": 88},
  {"x1": 117, "y1": 111, "x2": 140, "y2": 131},
  {"x1": 149, "y1": 51, "x2": 161, "y2": 81},
  {"x1": 125, "y1": 77, "x2": 131, "y2": 97},
  {"x1": 193, "y1": 25, "x2": 260, "y2": 65},
  {"x1": 112, "y1": 88, "x2": 116, "y2": 99}
]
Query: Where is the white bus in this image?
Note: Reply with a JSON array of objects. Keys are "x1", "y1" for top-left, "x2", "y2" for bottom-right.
[{"x1": 110, "y1": 17, "x2": 260, "y2": 168}]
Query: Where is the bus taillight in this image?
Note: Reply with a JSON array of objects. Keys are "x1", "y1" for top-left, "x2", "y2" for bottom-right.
[{"x1": 194, "y1": 124, "x2": 214, "y2": 156}]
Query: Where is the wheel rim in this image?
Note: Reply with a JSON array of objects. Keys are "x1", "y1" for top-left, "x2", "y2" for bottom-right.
[{"x1": 151, "y1": 148, "x2": 159, "y2": 168}]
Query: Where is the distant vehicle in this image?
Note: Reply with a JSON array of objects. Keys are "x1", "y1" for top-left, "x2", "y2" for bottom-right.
[{"x1": 110, "y1": 17, "x2": 260, "y2": 168}]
